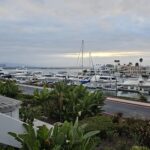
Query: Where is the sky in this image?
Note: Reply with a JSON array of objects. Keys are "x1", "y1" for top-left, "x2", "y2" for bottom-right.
[{"x1": 0, "y1": 0, "x2": 150, "y2": 67}]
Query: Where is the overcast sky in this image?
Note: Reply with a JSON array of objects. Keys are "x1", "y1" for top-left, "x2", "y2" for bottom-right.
[{"x1": 0, "y1": 0, "x2": 150, "y2": 67}]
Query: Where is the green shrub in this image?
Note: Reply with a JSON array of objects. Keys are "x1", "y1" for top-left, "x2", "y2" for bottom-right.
[
  {"x1": 46, "y1": 83, "x2": 105, "y2": 122},
  {"x1": 0, "y1": 80, "x2": 20, "y2": 98},
  {"x1": 33, "y1": 87, "x2": 50, "y2": 104},
  {"x1": 112, "y1": 112, "x2": 123, "y2": 123},
  {"x1": 127, "y1": 119, "x2": 150, "y2": 148},
  {"x1": 80, "y1": 115, "x2": 116, "y2": 140},
  {"x1": 17, "y1": 93, "x2": 34, "y2": 101},
  {"x1": 9, "y1": 118, "x2": 99, "y2": 150},
  {"x1": 33, "y1": 83, "x2": 105, "y2": 122},
  {"x1": 131, "y1": 146, "x2": 150, "y2": 150},
  {"x1": 139, "y1": 94, "x2": 147, "y2": 102},
  {"x1": 19, "y1": 106, "x2": 42, "y2": 125}
]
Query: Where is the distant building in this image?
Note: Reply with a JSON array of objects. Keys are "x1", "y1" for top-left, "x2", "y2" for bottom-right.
[
  {"x1": 94, "y1": 64, "x2": 115, "y2": 75},
  {"x1": 118, "y1": 65, "x2": 150, "y2": 77}
]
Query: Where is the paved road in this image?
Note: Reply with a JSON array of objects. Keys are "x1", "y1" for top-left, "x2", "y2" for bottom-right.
[
  {"x1": 18, "y1": 84, "x2": 50, "y2": 95},
  {"x1": 18, "y1": 84, "x2": 150, "y2": 120},
  {"x1": 104, "y1": 100, "x2": 150, "y2": 119}
]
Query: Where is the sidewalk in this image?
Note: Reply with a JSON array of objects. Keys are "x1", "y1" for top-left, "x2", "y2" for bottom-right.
[{"x1": 107, "y1": 97, "x2": 150, "y2": 107}]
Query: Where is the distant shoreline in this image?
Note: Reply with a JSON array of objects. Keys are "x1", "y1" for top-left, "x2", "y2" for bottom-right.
[{"x1": 3, "y1": 66, "x2": 90, "y2": 70}]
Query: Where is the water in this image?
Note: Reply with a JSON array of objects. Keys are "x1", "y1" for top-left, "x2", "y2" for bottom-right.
[{"x1": 6, "y1": 68, "x2": 81, "y2": 75}]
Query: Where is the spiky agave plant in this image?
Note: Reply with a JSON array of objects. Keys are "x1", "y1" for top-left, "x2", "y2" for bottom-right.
[{"x1": 9, "y1": 118, "x2": 99, "y2": 150}]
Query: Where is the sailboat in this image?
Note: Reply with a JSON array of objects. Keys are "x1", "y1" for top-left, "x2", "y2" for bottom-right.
[{"x1": 67, "y1": 40, "x2": 91, "y2": 85}]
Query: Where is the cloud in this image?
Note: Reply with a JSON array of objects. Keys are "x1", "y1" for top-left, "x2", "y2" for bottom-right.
[
  {"x1": 0, "y1": 0, "x2": 150, "y2": 22},
  {"x1": 64, "y1": 51, "x2": 150, "y2": 58},
  {"x1": 0, "y1": 0, "x2": 150, "y2": 66}
]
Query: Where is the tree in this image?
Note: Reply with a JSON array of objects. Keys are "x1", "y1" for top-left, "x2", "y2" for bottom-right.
[
  {"x1": 135, "y1": 63, "x2": 139, "y2": 67},
  {"x1": 46, "y1": 83, "x2": 105, "y2": 122},
  {"x1": 33, "y1": 87, "x2": 50, "y2": 104},
  {"x1": 135, "y1": 63, "x2": 140, "y2": 75},
  {"x1": 139, "y1": 58, "x2": 143, "y2": 64},
  {"x1": 139, "y1": 58, "x2": 143, "y2": 74},
  {"x1": 0, "y1": 80, "x2": 20, "y2": 98},
  {"x1": 28, "y1": 82, "x2": 105, "y2": 123}
]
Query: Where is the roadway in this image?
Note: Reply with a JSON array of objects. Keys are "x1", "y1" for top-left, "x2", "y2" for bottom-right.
[
  {"x1": 18, "y1": 84, "x2": 150, "y2": 120},
  {"x1": 18, "y1": 84, "x2": 49, "y2": 95},
  {"x1": 104, "y1": 99, "x2": 150, "y2": 119}
]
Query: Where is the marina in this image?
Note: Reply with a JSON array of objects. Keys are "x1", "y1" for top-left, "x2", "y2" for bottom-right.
[{"x1": 1, "y1": 65, "x2": 150, "y2": 102}]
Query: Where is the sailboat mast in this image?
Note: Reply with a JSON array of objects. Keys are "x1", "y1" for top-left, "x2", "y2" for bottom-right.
[{"x1": 81, "y1": 40, "x2": 84, "y2": 72}]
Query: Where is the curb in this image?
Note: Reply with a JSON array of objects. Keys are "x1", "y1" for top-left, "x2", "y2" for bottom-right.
[{"x1": 106, "y1": 97, "x2": 150, "y2": 108}]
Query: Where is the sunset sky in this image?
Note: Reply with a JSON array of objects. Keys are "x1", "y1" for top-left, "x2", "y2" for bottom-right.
[{"x1": 0, "y1": 0, "x2": 150, "y2": 67}]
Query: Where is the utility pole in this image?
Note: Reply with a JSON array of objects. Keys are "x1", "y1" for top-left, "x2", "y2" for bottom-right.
[{"x1": 116, "y1": 79, "x2": 118, "y2": 97}]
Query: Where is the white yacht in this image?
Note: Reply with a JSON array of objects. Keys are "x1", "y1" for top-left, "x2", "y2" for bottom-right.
[
  {"x1": 40, "y1": 72, "x2": 67, "y2": 84},
  {"x1": 119, "y1": 76, "x2": 150, "y2": 95},
  {"x1": 67, "y1": 73, "x2": 91, "y2": 85},
  {"x1": 82, "y1": 75, "x2": 117, "y2": 90},
  {"x1": 90, "y1": 75, "x2": 117, "y2": 83},
  {"x1": 11, "y1": 68, "x2": 29, "y2": 77},
  {"x1": 15, "y1": 75, "x2": 33, "y2": 84}
]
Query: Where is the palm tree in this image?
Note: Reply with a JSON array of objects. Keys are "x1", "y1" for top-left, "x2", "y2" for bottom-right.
[
  {"x1": 139, "y1": 58, "x2": 143, "y2": 64},
  {"x1": 47, "y1": 83, "x2": 105, "y2": 122},
  {"x1": 135, "y1": 62, "x2": 139, "y2": 76},
  {"x1": 139, "y1": 58, "x2": 143, "y2": 75},
  {"x1": 135, "y1": 62, "x2": 139, "y2": 67}
]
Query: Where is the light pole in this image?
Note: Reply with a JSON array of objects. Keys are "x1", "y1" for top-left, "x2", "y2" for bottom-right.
[{"x1": 116, "y1": 78, "x2": 118, "y2": 97}]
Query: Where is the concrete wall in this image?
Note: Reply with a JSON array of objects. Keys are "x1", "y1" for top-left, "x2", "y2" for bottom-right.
[
  {"x1": 11, "y1": 108, "x2": 19, "y2": 119},
  {"x1": 0, "y1": 113, "x2": 24, "y2": 148},
  {"x1": 4, "y1": 108, "x2": 19, "y2": 120}
]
